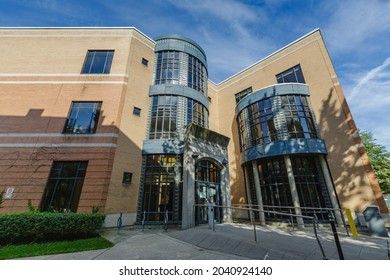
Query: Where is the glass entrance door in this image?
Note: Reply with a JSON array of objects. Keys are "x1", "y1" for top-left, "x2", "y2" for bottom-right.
[{"x1": 194, "y1": 160, "x2": 222, "y2": 225}]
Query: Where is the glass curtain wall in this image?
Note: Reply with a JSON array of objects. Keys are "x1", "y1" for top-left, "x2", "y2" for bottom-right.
[
  {"x1": 142, "y1": 155, "x2": 178, "y2": 222},
  {"x1": 148, "y1": 95, "x2": 178, "y2": 139},
  {"x1": 140, "y1": 36, "x2": 210, "y2": 225},
  {"x1": 155, "y1": 51, "x2": 180, "y2": 85},
  {"x1": 237, "y1": 95, "x2": 318, "y2": 151},
  {"x1": 246, "y1": 156, "x2": 330, "y2": 223}
]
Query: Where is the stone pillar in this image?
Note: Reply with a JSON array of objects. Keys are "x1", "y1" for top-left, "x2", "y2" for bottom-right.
[
  {"x1": 221, "y1": 164, "x2": 232, "y2": 223},
  {"x1": 319, "y1": 155, "x2": 343, "y2": 225},
  {"x1": 284, "y1": 155, "x2": 305, "y2": 228},
  {"x1": 252, "y1": 161, "x2": 266, "y2": 226},
  {"x1": 181, "y1": 152, "x2": 196, "y2": 229},
  {"x1": 244, "y1": 165, "x2": 255, "y2": 223}
]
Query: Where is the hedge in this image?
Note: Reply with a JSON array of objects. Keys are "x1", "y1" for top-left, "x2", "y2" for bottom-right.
[{"x1": 0, "y1": 212, "x2": 105, "y2": 245}]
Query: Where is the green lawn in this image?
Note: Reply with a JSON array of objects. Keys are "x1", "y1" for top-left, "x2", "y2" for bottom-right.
[{"x1": 0, "y1": 237, "x2": 113, "y2": 260}]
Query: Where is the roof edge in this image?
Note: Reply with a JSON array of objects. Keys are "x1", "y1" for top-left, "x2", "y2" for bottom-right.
[
  {"x1": 0, "y1": 26, "x2": 156, "y2": 44},
  {"x1": 211, "y1": 28, "x2": 321, "y2": 86},
  {"x1": 154, "y1": 34, "x2": 207, "y2": 59}
]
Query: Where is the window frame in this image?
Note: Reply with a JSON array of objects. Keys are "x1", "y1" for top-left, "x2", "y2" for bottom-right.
[
  {"x1": 81, "y1": 50, "x2": 114, "y2": 74},
  {"x1": 123, "y1": 172, "x2": 133, "y2": 184},
  {"x1": 40, "y1": 161, "x2": 88, "y2": 212},
  {"x1": 133, "y1": 107, "x2": 141, "y2": 116},
  {"x1": 235, "y1": 87, "x2": 253, "y2": 104},
  {"x1": 63, "y1": 101, "x2": 102, "y2": 134},
  {"x1": 276, "y1": 64, "x2": 305, "y2": 84},
  {"x1": 142, "y1": 58, "x2": 149, "y2": 66}
]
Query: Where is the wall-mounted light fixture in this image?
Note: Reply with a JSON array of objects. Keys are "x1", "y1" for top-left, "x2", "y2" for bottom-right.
[
  {"x1": 192, "y1": 152, "x2": 199, "y2": 159},
  {"x1": 222, "y1": 158, "x2": 228, "y2": 166}
]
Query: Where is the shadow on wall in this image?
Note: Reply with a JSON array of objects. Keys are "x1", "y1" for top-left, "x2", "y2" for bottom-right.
[
  {"x1": 0, "y1": 109, "x2": 143, "y2": 215},
  {"x1": 230, "y1": 111, "x2": 246, "y2": 207},
  {"x1": 317, "y1": 88, "x2": 388, "y2": 213}
]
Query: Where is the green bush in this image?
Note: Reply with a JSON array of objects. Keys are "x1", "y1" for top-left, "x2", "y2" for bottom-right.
[{"x1": 0, "y1": 212, "x2": 105, "y2": 245}]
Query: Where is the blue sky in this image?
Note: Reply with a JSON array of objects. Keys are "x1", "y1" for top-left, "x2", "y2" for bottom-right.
[{"x1": 0, "y1": 0, "x2": 389, "y2": 150}]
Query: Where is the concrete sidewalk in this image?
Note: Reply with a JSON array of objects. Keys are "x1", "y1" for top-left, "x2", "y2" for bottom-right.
[{"x1": 18, "y1": 223, "x2": 390, "y2": 260}]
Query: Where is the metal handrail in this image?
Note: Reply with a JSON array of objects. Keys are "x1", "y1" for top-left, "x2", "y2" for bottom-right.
[
  {"x1": 141, "y1": 210, "x2": 172, "y2": 232},
  {"x1": 231, "y1": 203, "x2": 349, "y2": 236},
  {"x1": 163, "y1": 209, "x2": 169, "y2": 232},
  {"x1": 194, "y1": 203, "x2": 328, "y2": 260}
]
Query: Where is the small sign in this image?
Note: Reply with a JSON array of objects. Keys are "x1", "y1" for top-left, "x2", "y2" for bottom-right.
[{"x1": 4, "y1": 187, "x2": 14, "y2": 199}]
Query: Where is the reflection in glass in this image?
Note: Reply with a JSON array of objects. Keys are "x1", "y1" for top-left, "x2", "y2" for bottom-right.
[
  {"x1": 237, "y1": 94, "x2": 318, "y2": 151},
  {"x1": 63, "y1": 102, "x2": 102, "y2": 134},
  {"x1": 81, "y1": 50, "x2": 114, "y2": 74},
  {"x1": 149, "y1": 96, "x2": 178, "y2": 139},
  {"x1": 142, "y1": 155, "x2": 179, "y2": 222},
  {"x1": 40, "y1": 161, "x2": 88, "y2": 212}
]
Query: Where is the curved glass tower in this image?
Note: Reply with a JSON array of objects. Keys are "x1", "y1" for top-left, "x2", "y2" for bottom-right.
[
  {"x1": 236, "y1": 83, "x2": 340, "y2": 225},
  {"x1": 137, "y1": 36, "x2": 231, "y2": 227}
]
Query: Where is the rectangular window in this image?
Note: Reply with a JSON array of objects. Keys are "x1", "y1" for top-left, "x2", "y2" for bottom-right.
[
  {"x1": 276, "y1": 64, "x2": 305, "y2": 84},
  {"x1": 81, "y1": 50, "x2": 114, "y2": 74},
  {"x1": 142, "y1": 58, "x2": 148, "y2": 66},
  {"x1": 123, "y1": 172, "x2": 133, "y2": 184},
  {"x1": 40, "y1": 161, "x2": 88, "y2": 212},
  {"x1": 63, "y1": 102, "x2": 102, "y2": 134},
  {"x1": 235, "y1": 87, "x2": 253, "y2": 104},
  {"x1": 133, "y1": 107, "x2": 141, "y2": 116}
]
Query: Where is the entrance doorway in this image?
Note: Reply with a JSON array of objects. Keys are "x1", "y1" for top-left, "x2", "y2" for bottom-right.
[{"x1": 194, "y1": 159, "x2": 222, "y2": 225}]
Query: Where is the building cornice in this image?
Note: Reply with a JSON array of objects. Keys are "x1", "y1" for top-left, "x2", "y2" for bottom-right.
[
  {"x1": 0, "y1": 26, "x2": 155, "y2": 44},
  {"x1": 209, "y1": 28, "x2": 321, "y2": 87}
]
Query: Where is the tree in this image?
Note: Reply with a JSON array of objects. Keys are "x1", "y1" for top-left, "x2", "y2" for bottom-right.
[{"x1": 360, "y1": 131, "x2": 390, "y2": 194}]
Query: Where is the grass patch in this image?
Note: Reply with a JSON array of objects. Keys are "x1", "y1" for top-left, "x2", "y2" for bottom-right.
[{"x1": 0, "y1": 236, "x2": 113, "y2": 260}]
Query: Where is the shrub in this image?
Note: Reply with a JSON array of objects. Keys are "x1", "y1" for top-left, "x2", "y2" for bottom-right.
[{"x1": 0, "y1": 212, "x2": 105, "y2": 245}]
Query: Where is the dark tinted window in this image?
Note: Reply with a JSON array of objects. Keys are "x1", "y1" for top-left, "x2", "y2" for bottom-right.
[
  {"x1": 82, "y1": 50, "x2": 114, "y2": 74},
  {"x1": 40, "y1": 161, "x2": 88, "y2": 212},
  {"x1": 235, "y1": 87, "x2": 253, "y2": 104},
  {"x1": 276, "y1": 65, "x2": 305, "y2": 84},
  {"x1": 63, "y1": 102, "x2": 102, "y2": 134}
]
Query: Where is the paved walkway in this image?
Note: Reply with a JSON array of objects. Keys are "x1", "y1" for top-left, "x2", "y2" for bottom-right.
[{"x1": 18, "y1": 223, "x2": 390, "y2": 260}]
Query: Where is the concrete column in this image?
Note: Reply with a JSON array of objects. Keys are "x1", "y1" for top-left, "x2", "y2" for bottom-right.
[
  {"x1": 252, "y1": 161, "x2": 266, "y2": 226},
  {"x1": 173, "y1": 155, "x2": 182, "y2": 222},
  {"x1": 319, "y1": 155, "x2": 343, "y2": 225},
  {"x1": 181, "y1": 153, "x2": 195, "y2": 229},
  {"x1": 244, "y1": 166, "x2": 255, "y2": 223},
  {"x1": 221, "y1": 165, "x2": 232, "y2": 223},
  {"x1": 284, "y1": 155, "x2": 305, "y2": 228}
]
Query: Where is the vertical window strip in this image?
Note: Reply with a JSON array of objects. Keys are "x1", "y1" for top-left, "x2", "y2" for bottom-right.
[{"x1": 148, "y1": 95, "x2": 178, "y2": 139}]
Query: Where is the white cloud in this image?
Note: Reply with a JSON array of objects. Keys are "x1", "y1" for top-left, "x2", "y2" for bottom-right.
[
  {"x1": 318, "y1": 0, "x2": 390, "y2": 150},
  {"x1": 164, "y1": 0, "x2": 277, "y2": 82},
  {"x1": 349, "y1": 57, "x2": 390, "y2": 99},
  {"x1": 167, "y1": 0, "x2": 261, "y2": 39},
  {"x1": 345, "y1": 59, "x2": 390, "y2": 150},
  {"x1": 323, "y1": 0, "x2": 390, "y2": 53}
]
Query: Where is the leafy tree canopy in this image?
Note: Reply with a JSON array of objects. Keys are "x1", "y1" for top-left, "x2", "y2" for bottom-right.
[{"x1": 360, "y1": 130, "x2": 390, "y2": 194}]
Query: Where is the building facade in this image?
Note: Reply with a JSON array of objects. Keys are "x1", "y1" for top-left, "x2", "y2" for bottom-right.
[{"x1": 0, "y1": 27, "x2": 388, "y2": 227}]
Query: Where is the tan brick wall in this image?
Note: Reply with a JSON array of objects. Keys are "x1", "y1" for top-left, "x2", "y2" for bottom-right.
[
  {"x1": 0, "y1": 28, "x2": 385, "y2": 217},
  {"x1": 0, "y1": 146, "x2": 115, "y2": 213},
  {"x1": 214, "y1": 30, "x2": 386, "y2": 213},
  {"x1": 0, "y1": 28, "x2": 155, "y2": 214},
  {"x1": 104, "y1": 31, "x2": 155, "y2": 214}
]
